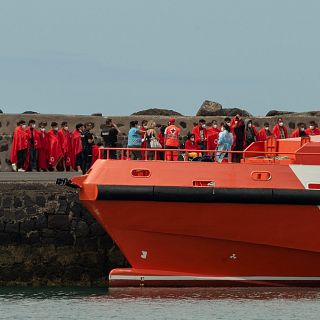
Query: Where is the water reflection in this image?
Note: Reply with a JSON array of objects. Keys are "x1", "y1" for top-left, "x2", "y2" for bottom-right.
[
  {"x1": 2, "y1": 287, "x2": 320, "y2": 301},
  {"x1": 1, "y1": 287, "x2": 320, "y2": 320},
  {"x1": 103, "y1": 287, "x2": 320, "y2": 301},
  {"x1": 0, "y1": 287, "x2": 107, "y2": 301}
]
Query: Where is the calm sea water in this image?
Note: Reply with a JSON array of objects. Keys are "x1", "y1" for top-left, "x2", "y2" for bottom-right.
[{"x1": 0, "y1": 287, "x2": 320, "y2": 320}]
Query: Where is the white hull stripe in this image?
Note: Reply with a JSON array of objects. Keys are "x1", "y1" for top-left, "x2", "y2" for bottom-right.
[
  {"x1": 110, "y1": 275, "x2": 320, "y2": 281},
  {"x1": 290, "y1": 165, "x2": 320, "y2": 189}
]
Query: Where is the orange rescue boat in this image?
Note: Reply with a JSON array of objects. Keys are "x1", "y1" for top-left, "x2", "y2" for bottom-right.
[{"x1": 68, "y1": 135, "x2": 320, "y2": 287}]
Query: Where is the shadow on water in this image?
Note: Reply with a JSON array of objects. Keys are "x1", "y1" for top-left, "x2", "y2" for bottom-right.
[{"x1": 1, "y1": 287, "x2": 320, "y2": 302}]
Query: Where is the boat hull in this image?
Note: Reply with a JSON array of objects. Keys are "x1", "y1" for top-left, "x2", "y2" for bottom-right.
[
  {"x1": 109, "y1": 269, "x2": 320, "y2": 287},
  {"x1": 83, "y1": 200, "x2": 320, "y2": 287}
]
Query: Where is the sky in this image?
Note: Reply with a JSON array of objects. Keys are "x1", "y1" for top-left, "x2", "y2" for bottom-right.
[{"x1": 0, "y1": 0, "x2": 319, "y2": 116}]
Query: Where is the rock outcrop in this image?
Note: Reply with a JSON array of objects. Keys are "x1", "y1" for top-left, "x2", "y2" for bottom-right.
[
  {"x1": 196, "y1": 100, "x2": 222, "y2": 116},
  {"x1": 131, "y1": 108, "x2": 182, "y2": 116},
  {"x1": 266, "y1": 110, "x2": 295, "y2": 117},
  {"x1": 216, "y1": 108, "x2": 252, "y2": 117},
  {"x1": 287, "y1": 111, "x2": 320, "y2": 117},
  {"x1": 196, "y1": 100, "x2": 252, "y2": 117},
  {"x1": 22, "y1": 111, "x2": 39, "y2": 114}
]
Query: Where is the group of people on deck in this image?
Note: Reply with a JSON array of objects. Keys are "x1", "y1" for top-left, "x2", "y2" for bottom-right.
[
  {"x1": 10, "y1": 116, "x2": 320, "y2": 171},
  {"x1": 184, "y1": 116, "x2": 320, "y2": 163},
  {"x1": 10, "y1": 120, "x2": 104, "y2": 172}
]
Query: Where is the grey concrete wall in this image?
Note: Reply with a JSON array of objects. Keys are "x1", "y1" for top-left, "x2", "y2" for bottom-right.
[{"x1": 0, "y1": 179, "x2": 127, "y2": 286}]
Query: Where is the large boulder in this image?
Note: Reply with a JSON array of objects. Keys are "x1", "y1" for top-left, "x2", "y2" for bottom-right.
[
  {"x1": 0, "y1": 109, "x2": 3, "y2": 114},
  {"x1": 266, "y1": 110, "x2": 294, "y2": 117},
  {"x1": 196, "y1": 101, "x2": 252, "y2": 117},
  {"x1": 196, "y1": 100, "x2": 222, "y2": 116},
  {"x1": 131, "y1": 108, "x2": 182, "y2": 116}
]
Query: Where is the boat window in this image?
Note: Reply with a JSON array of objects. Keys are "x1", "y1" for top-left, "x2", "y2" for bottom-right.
[
  {"x1": 131, "y1": 169, "x2": 151, "y2": 177},
  {"x1": 308, "y1": 183, "x2": 320, "y2": 190},
  {"x1": 193, "y1": 181, "x2": 215, "y2": 187},
  {"x1": 250, "y1": 171, "x2": 272, "y2": 181}
]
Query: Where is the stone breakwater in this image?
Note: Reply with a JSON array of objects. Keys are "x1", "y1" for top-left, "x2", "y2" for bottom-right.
[
  {"x1": 0, "y1": 175, "x2": 127, "y2": 286},
  {"x1": 0, "y1": 113, "x2": 319, "y2": 171}
]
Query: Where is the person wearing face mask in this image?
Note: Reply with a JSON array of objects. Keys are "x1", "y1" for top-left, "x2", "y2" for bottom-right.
[
  {"x1": 215, "y1": 123, "x2": 234, "y2": 163},
  {"x1": 272, "y1": 118, "x2": 288, "y2": 139},
  {"x1": 230, "y1": 114, "x2": 245, "y2": 163},
  {"x1": 257, "y1": 122, "x2": 273, "y2": 141},
  {"x1": 57, "y1": 121, "x2": 72, "y2": 171},
  {"x1": 192, "y1": 119, "x2": 207, "y2": 150},
  {"x1": 206, "y1": 120, "x2": 220, "y2": 152},
  {"x1": 47, "y1": 122, "x2": 63, "y2": 171},
  {"x1": 25, "y1": 120, "x2": 41, "y2": 171},
  {"x1": 305, "y1": 121, "x2": 320, "y2": 135},
  {"x1": 185, "y1": 133, "x2": 200, "y2": 160},
  {"x1": 224, "y1": 118, "x2": 231, "y2": 129},
  {"x1": 10, "y1": 120, "x2": 29, "y2": 172},
  {"x1": 139, "y1": 120, "x2": 148, "y2": 159},
  {"x1": 206, "y1": 120, "x2": 219, "y2": 137},
  {"x1": 290, "y1": 123, "x2": 307, "y2": 138},
  {"x1": 164, "y1": 117, "x2": 181, "y2": 161},
  {"x1": 38, "y1": 122, "x2": 49, "y2": 171},
  {"x1": 71, "y1": 123, "x2": 85, "y2": 172},
  {"x1": 244, "y1": 119, "x2": 258, "y2": 147}
]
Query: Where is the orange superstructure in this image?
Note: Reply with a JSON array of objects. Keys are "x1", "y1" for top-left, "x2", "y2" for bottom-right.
[{"x1": 69, "y1": 135, "x2": 320, "y2": 287}]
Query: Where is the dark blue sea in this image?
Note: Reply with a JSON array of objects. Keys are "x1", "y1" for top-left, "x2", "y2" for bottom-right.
[{"x1": 0, "y1": 287, "x2": 320, "y2": 319}]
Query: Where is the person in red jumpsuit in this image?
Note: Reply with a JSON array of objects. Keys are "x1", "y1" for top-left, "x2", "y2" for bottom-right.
[
  {"x1": 10, "y1": 120, "x2": 28, "y2": 172},
  {"x1": 305, "y1": 121, "x2": 320, "y2": 135},
  {"x1": 272, "y1": 118, "x2": 288, "y2": 139},
  {"x1": 290, "y1": 123, "x2": 307, "y2": 138},
  {"x1": 57, "y1": 121, "x2": 72, "y2": 171},
  {"x1": 38, "y1": 122, "x2": 49, "y2": 171},
  {"x1": 47, "y1": 122, "x2": 63, "y2": 171},
  {"x1": 257, "y1": 122, "x2": 273, "y2": 141}
]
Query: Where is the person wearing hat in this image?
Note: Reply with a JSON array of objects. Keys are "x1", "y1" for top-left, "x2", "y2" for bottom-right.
[{"x1": 164, "y1": 117, "x2": 180, "y2": 161}]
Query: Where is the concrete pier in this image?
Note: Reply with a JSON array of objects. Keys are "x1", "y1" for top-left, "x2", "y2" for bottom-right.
[{"x1": 0, "y1": 173, "x2": 127, "y2": 286}]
